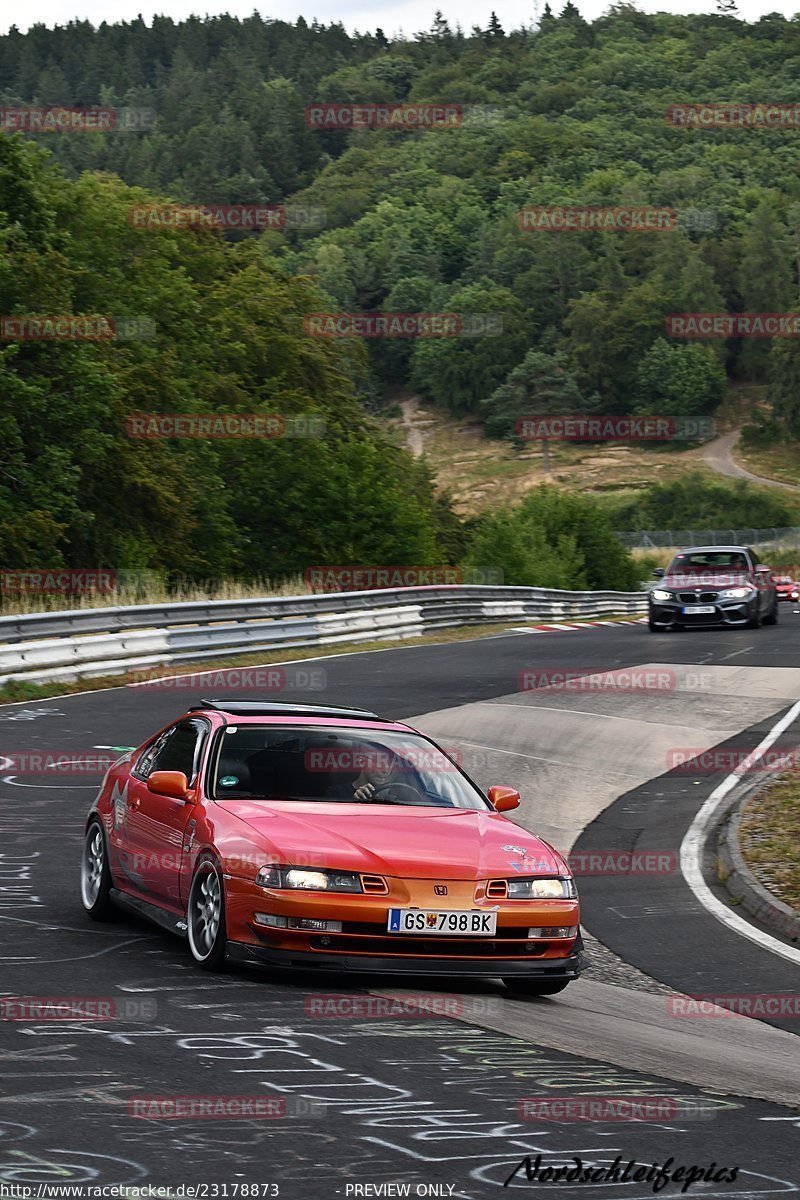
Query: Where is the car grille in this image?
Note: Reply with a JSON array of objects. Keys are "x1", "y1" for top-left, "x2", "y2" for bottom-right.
[{"x1": 677, "y1": 591, "x2": 719, "y2": 604}]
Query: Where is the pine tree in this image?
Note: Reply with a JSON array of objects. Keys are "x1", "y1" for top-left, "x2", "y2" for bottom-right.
[{"x1": 485, "y1": 12, "x2": 506, "y2": 39}]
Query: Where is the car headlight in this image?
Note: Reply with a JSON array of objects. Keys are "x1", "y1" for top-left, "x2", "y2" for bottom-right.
[
  {"x1": 651, "y1": 589, "x2": 672, "y2": 601},
  {"x1": 507, "y1": 876, "x2": 578, "y2": 899},
  {"x1": 256, "y1": 865, "x2": 363, "y2": 892},
  {"x1": 718, "y1": 586, "x2": 754, "y2": 600}
]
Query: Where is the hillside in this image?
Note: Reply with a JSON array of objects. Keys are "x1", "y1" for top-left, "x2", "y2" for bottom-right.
[
  {"x1": 3, "y1": 9, "x2": 800, "y2": 427},
  {"x1": 4, "y1": 8, "x2": 800, "y2": 581}
]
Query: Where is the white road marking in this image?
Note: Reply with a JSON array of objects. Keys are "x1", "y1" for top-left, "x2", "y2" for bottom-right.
[{"x1": 679, "y1": 698, "x2": 800, "y2": 966}]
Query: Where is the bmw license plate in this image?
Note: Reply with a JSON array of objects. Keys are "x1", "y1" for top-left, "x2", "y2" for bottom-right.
[
  {"x1": 387, "y1": 909, "x2": 497, "y2": 935},
  {"x1": 682, "y1": 605, "x2": 715, "y2": 614}
]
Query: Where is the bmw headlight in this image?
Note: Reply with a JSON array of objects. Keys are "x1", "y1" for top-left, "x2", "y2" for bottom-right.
[
  {"x1": 507, "y1": 876, "x2": 578, "y2": 899},
  {"x1": 256, "y1": 865, "x2": 363, "y2": 892},
  {"x1": 718, "y1": 586, "x2": 754, "y2": 600},
  {"x1": 651, "y1": 589, "x2": 672, "y2": 602}
]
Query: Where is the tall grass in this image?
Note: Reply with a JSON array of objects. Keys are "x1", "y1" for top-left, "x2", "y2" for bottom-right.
[{"x1": 0, "y1": 573, "x2": 312, "y2": 617}]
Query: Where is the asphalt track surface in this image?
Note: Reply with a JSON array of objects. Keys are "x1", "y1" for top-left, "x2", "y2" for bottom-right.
[{"x1": 1, "y1": 618, "x2": 799, "y2": 1198}]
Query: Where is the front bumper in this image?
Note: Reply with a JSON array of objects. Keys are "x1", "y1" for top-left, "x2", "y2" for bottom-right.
[
  {"x1": 224, "y1": 874, "x2": 581, "y2": 977},
  {"x1": 649, "y1": 596, "x2": 758, "y2": 627},
  {"x1": 228, "y1": 940, "x2": 583, "y2": 978}
]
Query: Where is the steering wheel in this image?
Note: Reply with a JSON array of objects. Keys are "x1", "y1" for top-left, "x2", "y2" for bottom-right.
[{"x1": 371, "y1": 781, "x2": 426, "y2": 804}]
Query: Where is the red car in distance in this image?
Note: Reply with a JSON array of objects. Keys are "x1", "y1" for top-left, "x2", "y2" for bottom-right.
[
  {"x1": 773, "y1": 575, "x2": 799, "y2": 602},
  {"x1": 80, "y1": 700, "x2": 583, "y2": 997}
]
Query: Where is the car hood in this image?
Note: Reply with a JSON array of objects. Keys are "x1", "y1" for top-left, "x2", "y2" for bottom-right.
[
  {"x1": 661, "y1": 571, "x2": 752, "y2": 589},
  {"x1": 219, "y1": 801, "x2": 566, "y2": 879}
]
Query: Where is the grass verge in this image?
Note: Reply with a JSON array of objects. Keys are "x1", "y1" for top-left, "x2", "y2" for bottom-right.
[
  {"x1": 735, "y1": 440, "x2": 800, "y2": 489},
  {"x1": 739, "y1": 771, "x2": 800, "y2": 913}
]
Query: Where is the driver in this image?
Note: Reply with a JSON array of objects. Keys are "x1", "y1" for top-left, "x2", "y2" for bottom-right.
[
  {"x1": 352, "y1": 763, "x2": 396, "y2": 801},
  {"x1": 324, "y1": 743, "x2": 424, "y2": 803}
]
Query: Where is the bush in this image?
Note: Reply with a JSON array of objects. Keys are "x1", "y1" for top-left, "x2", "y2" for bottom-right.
[
  {"x1": 602, "y1": 473, "x2": 798, "y2": 530},
  {"x1": 463, "y1": 485, "x2": 640, "y2": 590}
]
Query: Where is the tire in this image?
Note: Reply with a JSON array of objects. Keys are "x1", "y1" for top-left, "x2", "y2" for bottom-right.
[
  {"x1": 187, "y1": 857, "x2": 228, "y2": 971},
  {"x1": 764, "y1": 598, "x2": 779, "y2": 626},
  {"x1": 81, "y1": 819, "x2": 115, "y2": 921},
  {"x1": 746, "y1": 605, "x2": 762, "y2": 629},
  {"x1": 503, "y1": 978, "x2": 572, "y2": 998},
  {"x1": 648, "y1": 616, "x2": 659, "y2": 632}
]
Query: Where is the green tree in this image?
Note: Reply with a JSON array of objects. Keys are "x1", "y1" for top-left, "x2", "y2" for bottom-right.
[
  {"x1": 738, "y1": 202, "x2": 796, "y2": 380},
  {"x1": 482, "y1": 348, "x2": 600, "y2": 439},
  {"x1": 632, "y1": 339, "x2": 726, "y2": 418}
]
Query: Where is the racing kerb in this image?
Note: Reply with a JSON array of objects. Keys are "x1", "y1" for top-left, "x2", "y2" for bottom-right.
[{"x1": 0, "y1": 585, "x2": 646, "y2": 684}]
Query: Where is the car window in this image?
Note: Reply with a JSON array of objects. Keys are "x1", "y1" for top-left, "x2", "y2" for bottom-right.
[
  {"x1": 136, "y1": 720, "x2": 207, "y2": 783},
  {"x1": 668, "y1": 551, "x2": 750, "y2": 572},
  {"x1": 134, "y1": 728, "x2": 173, "y2": 780}
]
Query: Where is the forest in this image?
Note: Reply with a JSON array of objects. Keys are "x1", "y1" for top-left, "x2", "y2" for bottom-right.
[{"x1": 2, "y1": 5, "x2": 800, "y2": 588}]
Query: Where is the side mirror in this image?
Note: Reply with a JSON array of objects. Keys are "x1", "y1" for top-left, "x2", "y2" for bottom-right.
[
  {"x1": 487, "y1": 785, "x2": 520, "y2": 812},
  {"x1": 652, "y1": 567, "x2": 665, "y2": 578},
  {"x1": 148, "y1": 770, "x2": 191, "y2": 802}
]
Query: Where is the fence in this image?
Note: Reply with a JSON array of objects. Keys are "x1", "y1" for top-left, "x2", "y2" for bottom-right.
[
  {"x1": 616, "y1": 528, "x2": 800, "y2": 550},
  {"x1": 0, "y1": 585, "x2": 647, "y2": 686}
]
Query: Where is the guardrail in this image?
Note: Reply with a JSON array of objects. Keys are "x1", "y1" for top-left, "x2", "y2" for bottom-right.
[{"x1": 0, "y1": 586, "x2": 647, "y2": 686}]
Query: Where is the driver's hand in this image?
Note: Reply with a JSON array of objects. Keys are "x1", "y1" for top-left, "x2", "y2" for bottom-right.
[{"x1": 353, "y1": 782, "x2": 377, "y2": 801}]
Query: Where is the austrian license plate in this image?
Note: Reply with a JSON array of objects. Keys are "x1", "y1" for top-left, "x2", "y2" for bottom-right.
[
  {"x1": 682, "y1": 605, "x2": 715, "y2": 614},
  {"x1": 387, "y1": 908, "x2": 497, "y2": 936}
]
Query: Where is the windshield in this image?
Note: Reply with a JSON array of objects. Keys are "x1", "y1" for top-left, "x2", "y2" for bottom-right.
[
  {"x1": 667, "y1": 551, "x2": 751, "y2": 578},
  {"x1": 210, "y1": 725, "x2": 491, "y2": 810}
]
